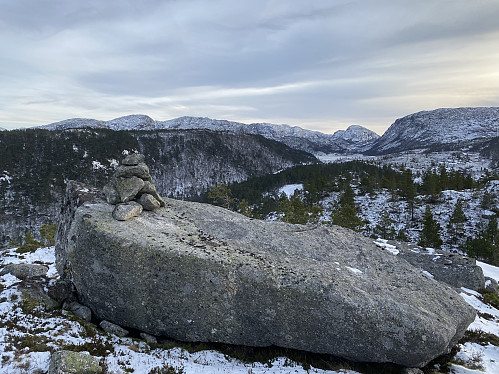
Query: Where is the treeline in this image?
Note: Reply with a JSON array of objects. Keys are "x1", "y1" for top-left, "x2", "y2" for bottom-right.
[
  {"x1": 224, "y1": 161, "x2": 482, "y2": 208},
  {"x1": 204, "y1": 160, "x2": 499, "y2": 265}
]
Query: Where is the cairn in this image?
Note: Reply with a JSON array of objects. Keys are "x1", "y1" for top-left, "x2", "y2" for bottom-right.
[{"x1": 103, "y1": 153, "x2": 165, "y2": 221}]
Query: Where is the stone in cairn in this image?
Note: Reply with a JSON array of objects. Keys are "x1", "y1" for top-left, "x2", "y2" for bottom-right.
[{"x1": 103, "y1": 153, "x2": 165, "y2": 221}]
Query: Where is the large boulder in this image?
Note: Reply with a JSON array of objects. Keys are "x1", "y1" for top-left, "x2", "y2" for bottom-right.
[{"x1": 56, "y1": 182, "x2": 475, "y2": 368}]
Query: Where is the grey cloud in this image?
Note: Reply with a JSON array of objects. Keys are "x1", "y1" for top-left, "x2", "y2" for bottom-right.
[{"x1": 1, "y1": 0, "x2": 498, "y2": 133}]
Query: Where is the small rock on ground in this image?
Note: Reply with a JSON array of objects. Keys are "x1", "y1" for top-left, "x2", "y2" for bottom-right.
[
  {"x1": 100, "y1": 320, "x2": 129, "y2": 337},
  {"x1": 63, "y1": 300, "x2": 92, "y2": 321},
  {"x1": 138, "y1": 193, "x2": 161, "y2": 211},
  {"x1": 140, "y1": 332, "x2": 158, "y2": 344},
  {"x1": 113, "y1": 202, "x2": 143, "y2": 221},
  {"x1": 49, "y1": 350, "x2": 102, "y2": 374},
  {"x1": 0, "y1": 263, "x2": 48, "y2": 279}
]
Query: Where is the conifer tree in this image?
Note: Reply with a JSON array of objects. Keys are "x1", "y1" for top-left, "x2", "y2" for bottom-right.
[
  {"x1": 463, "y1": 215, "x2": 498, "y2": 265},
  {"x1": 447, "y1": 199, "x2": 466, "y2": 245},
  {"x1": 373, "y1": 210, "x2": 396, "y2": 239},
  {"x1": 237, "y1": 199, "x2": 252, "y2": 217},
  {"x1": 331, "y1": 186, "x2": 363, "y2": 232},
  {"x1": 332, "y1": 204, "x2": 364, "y2": 232},
  {"x1": 16, "y1": 231, "x2": 42, "y2": 254},
  {"x1": 400, "y1": 169, "x2": 417, "y2": 220},
  {"x1": 418, "y1": 205, "x2": 443, "y2": 249},
  {"x1": 208, "y1": 184, "x2": 234, "y2": 209},
  {"x1": 279, "y1": 193, "x2": 322, "y2": 224}
]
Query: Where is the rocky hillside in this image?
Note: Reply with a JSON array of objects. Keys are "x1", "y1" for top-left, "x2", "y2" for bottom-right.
[
  {"x1": 367, "y1": 107, "x2": 499, "y2": 155},
  {"x1": 0, "y1": 128, "x2": 315, "y2": 246},
  {"x1": 39, "y1": 115, "x2": 380, "y2": 155}
]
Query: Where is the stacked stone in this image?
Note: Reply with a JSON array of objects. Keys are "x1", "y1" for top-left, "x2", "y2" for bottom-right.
[{"x1": 103, "y1": 153, "x2": 165, "y2": 221}]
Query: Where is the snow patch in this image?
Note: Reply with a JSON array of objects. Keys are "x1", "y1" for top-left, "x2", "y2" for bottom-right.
[
  {"x1": 278, "y1": 184, "x2": 303, "y2": 198},
  {"x1": 373, "y1": 239, "x2": 399, "y2": 255},
  {"x1": 345, "y1": 266, "x2": 363, "y2": 275},
  {"x1": 421, "y1": 270, "x2": 434, "y2": 279}
]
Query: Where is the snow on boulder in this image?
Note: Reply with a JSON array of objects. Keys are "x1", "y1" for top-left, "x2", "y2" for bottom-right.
[{"x1": 56, "y1": 181, "x2": 476, "y2": 368}]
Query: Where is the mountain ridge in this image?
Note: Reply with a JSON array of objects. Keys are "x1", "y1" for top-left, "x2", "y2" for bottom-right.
[
  {"x1": 39, "y1": 115, "x2": 380, "y2": 155},
  {"x1": 33, "y1": 106, "x2": 499, "y2": 156},
  {"x1": 368, "y1": 107, "x2": 499, "y2": 155}
]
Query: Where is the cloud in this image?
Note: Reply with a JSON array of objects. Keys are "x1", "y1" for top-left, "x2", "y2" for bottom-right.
[{"x1": 0, "y1": 0, "x2": 498, "y2": 134}]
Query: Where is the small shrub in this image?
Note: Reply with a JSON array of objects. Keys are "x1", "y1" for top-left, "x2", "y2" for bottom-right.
[
  {"x1": 16, "y1": 231, "x2": 42, "y2": 254},
  {"x1": 20, "y1": 293, "x2": 41, "y2": 316},
  {"x1": 460, "y1": 329, "x2": 499, "y2": 346},
  {"x1": 40, "y1": 223, "x2": 57, "y2": 246},
  {"x1": 62, "y1": 336, "x2": 114, "y2": 356},
  {"x1": 148, "y1": 366, "x2": 185, "y2": 374},
  {"x1": 482, "y1": 292, "x2": 499, "y2": 310}
]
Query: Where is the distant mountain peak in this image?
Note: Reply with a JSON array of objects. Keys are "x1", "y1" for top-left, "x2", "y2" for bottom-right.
[
  {"x1": 332, "y1": 125, "x2": 380, "y2": 144},
  {"x1": 105, "y1": 114, "x2": 155, "y2": 131},
  {"x1": 368, "y1": 107, "x2": 499, "y2": 154}
]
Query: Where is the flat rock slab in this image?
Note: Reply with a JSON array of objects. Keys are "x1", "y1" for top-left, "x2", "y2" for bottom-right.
[
  {"x1": 0, "y1": 263, "x2": 48, "y2": 279},
  {"x1": 56, "y1": 182, "x2": 475, "y2": 368}
]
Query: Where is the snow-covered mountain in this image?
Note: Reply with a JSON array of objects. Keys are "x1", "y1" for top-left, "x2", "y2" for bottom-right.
[
  {"x1": 37, "y1": 107, "x2": 499, "y2": 157},
  {"x1": 40, "y1": 118, "x2": 106, "y2": 130},
  {"x1": 368, "y1": 107, "x2": 499, "y2": 155},
  {"x1": 39, "y1": 115, "x2": 379, "y2": 155},
  {"x1": 0, "y1": 127, "x2": 7, "y2": 131},
  {"x1": 331, "y1": 124, "x2": 380, "y2": 152}
]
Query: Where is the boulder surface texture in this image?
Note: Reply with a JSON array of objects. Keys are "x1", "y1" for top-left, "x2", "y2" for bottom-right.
[{"x1": 56, "y1": 181, "x2": 475, "y2": 368}]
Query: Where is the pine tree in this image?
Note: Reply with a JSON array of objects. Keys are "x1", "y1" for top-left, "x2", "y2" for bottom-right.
[
  {"x1": 207, "y1": 184, "x2": 233, "y2": 209},
  {"x1": 463, "y1": 215, "x2": 499, "y2": 265},
  {"x1": 40, "y1": 223, "x2": 57, "y2": 246},
  {"x1": 330, "y1": 185, "x2": 362, "y2": 231},
  {"x1": 279, "y1": 193, "x2": 322, "y2": 225},
  {"x1": 447, "y1": 199, "x2": 466, "y2": 245},
  {"x1": 237, "y1": 199, "x2": 252, "y2": 217},
  {"x1": 418, "y1": 205, "x2": 443, "y2": 249},
  {"x1": 332, "y1": 204, "x2": 364, "y2": 232},
  {"x1": 339, "y1": 185, "x2": 355, "y2": 207},
  {"x1": 373, "y1": 210, "x2": 396, "y2": 239}
]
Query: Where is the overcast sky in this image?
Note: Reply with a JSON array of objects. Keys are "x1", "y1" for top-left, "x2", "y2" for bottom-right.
[{"x1": 1, "y1": 0, "x2": 498, "y2": 134}]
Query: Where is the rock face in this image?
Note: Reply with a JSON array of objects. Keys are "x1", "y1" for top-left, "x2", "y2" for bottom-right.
[
  {"x1": 56, "y1": 182, "x2": 476, "y2": 368},
  {"x1": 397, "y1": 246, "x2": 485, "y2": 291}
]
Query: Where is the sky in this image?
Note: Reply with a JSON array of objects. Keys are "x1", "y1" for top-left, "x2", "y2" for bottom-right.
[{"x1": 0, "y1": 0, "x2": 498, "y2": 134}]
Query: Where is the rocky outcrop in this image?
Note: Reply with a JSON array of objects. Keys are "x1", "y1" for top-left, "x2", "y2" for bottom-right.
[
  {"x1": 56, "y1": 182, "x2": 476, "y2": 368},
  {"x1": 397, "y1": 245, "x2": 485, "y2": 291}
]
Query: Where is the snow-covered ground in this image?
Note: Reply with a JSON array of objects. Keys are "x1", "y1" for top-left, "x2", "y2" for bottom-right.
[
  {"x1": 278, "y1": 184, "x2": 303, "y2": 198},
  {"x1": 314, "y1": 180, "x2": 498, "y2": 252},
  {"x1": 2, "y1": 245, "x2": 499, "y2": 373},
  {"x1": 318, "y1": 150, "x2": 495, "y2": 180}
]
